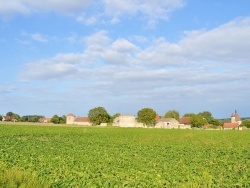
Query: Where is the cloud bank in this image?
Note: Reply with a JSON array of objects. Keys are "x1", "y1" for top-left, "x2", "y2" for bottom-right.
[
  {"x1": 0, "y1": 0, "x2": 184, "y2": 25},
  {"x1": 20, "y1": 17, "x2": 250, "y2": 116}
]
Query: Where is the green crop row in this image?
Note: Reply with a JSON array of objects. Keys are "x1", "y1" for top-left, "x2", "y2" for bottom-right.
[{"x1": 0, "y1": 125, "x2": 250, "y2": 187}]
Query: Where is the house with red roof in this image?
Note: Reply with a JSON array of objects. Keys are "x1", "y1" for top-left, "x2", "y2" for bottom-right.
[
  {"x1": 2, "y1": 116, "x2": 11, "y2": 121},
  {"x1": 66, "y1": 113, "x2": 91, "y2": 126},
  {"x1": 154, "y1": 117, "x2": 191, "y2": 129}
]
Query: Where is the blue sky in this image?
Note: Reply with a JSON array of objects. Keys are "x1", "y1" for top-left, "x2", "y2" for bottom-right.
[{"x1": 1, "y1": 0, "x2": 250, "y2": 118}]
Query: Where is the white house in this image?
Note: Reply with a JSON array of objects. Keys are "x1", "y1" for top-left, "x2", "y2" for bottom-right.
[
  {"x1": 113, "y1": 115, "x2": 144, "y2": 127},
  {"x1": 155, "y1": 118, "x2": 179, "y2": 129}
]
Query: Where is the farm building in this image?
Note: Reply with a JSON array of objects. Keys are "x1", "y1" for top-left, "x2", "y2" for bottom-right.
[
  {"x1": 155, "y1": 118, "x2": 179, "y2": 129},
  {"x1": 66, "y1": 113, "x2": 91, "y2": 126},
  {"x1": 113, "y1": 115, "x2": 144, "y2": 128}
]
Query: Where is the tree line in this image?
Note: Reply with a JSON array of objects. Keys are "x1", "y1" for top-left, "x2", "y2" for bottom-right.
[
  {"x1": 0, "y1": 112, "x2": 66, "y2": 124},
  {"x1": 2, "y1": 108, "x2": 250, "y2": 128}
]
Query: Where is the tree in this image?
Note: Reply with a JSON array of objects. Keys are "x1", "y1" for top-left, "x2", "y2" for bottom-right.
[
  {"x1": 6, "y1": 112, "x2": 14, "y2": 117},
  {"x1": 198, "y1": 111, "x2": 221, "y2": 126},
  {"x1": 51, "y1": 115, "x2": 60, "y2": 124},
  {"x1": 20, "y1": 116, "x2": 28, "y2": 122},
  {"x1": 0, "y1": 115, "x2": 2, "y2": 121},
  {"x1": 88, "y1": 107, "x2": 110, "y2": 126},
  {"x1": 12, "y1": 114, "x2": 20, "y2": 122},
  {"x1": 189, "y1": 115, "x2": 207, "y2": 128},
  {"x1": 137, "y1": 108, "x2": 156, "y2": 126},
  {"x1": 60, "y1": 115, "x2": 66, "y2": 124},
  {"x1": 164, "y1": 110, "x2": 180, "y2": 121},
  {"x1": 241, "y1": 120, "x2": 250, "y2": 128},
  {"x1": 29, "y1": 116, "x2": 38, "y2": 122},
  {"x1": 183, "y1": 113, "x2": 196, "y2": 117}
]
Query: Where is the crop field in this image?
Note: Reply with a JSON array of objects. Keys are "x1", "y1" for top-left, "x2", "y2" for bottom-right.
[{"x1": 0, "y1": 125, "x2": 250, "y2": 187}]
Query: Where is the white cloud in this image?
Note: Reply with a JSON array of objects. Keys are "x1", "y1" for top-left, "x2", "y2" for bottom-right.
[
  {"x1": 0, "y1": 0, "x2": 184, "y2": 26},
  {"x1": 20, "y1": 17, "x2": 250, "y2": 114},
  {"x1": 103, "y1": 0, "x2": 185, "y2": 26},
  {"x1": 180, "y1": 17, "x2": 250, "y2": 61},
  {"x1": 0, "y1": 0, "x2": 91, "y2": 17},
  {"x1": 22, "y1": 59, "x2": 78, "y2": 81},
  {"x1": 30, "y1": 33, "x2": 48, "y2": 43},
  {"x1": 21, "y1": 32, "x2": 48, "y2": 43}
]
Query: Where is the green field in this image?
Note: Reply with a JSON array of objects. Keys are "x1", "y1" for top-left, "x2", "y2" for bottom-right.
[{"x1": 0, "y1": 125, "x2": 250, "y2": 187}]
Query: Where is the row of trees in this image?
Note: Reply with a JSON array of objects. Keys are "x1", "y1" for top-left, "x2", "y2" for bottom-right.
[
  {"x1": 50, "y1": 115, "x2": 66, "y2": 124},
  {"x1": 0, "y1": 112, "x2": 66, "y2": 124},
  {"x1": 3, "y1": 109, "x2": 250, "y2": 128},
  {"x1": 87, "y1": 107, "x2": 225, "y2": 128}
]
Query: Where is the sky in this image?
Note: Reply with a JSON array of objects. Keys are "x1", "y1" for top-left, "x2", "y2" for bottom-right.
[{"x1": 0, "y1": 0, "x2": 250, "y2": 119}]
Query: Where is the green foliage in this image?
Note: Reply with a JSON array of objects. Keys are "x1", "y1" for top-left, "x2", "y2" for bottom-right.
[
  {"x1": 137, "y1": 108, "x2": 156, "y2": 126},
  {"x1": 198, "y1": 111, "x2": 221, "y2": 126},
  {"x1": 0, "y1": 168, "x2": 49, "y2": 188},
  {"x1": 88, "y1": 107, "x2": 110, "y2": 125},
  {"x1": 29, "y1": 117, "x2": 39, "y2": 122},
  {"x1": 51, "y1": 115, "x2": 60, "y2": 124},
  {"x1": 241, "y1": 120, "x2": 250, "y2": 128},
  {"x1": 1, "y1": 125, "x2": 250, "y2": 187},
  {"x1": 50, "y1": 115, "x2": 66, "y2": 124},
  {"x1": 189, "y1": 115, "x2": 207, "y2": 128},
  {"x1": 183, "y1": 113, "x2": 196, "y2": 117},
  {"x1": 60, "y1": 115, "x2": 66, "y2": 124},
  {"x1": 0, "y1": 115, "x2": 2, "y2": 121},
  {"x1": 164, "y1": 110, "x2": 180, "y2": 121},
  {"x1": 6, "y1": 112, "x2": 14, "y2": 117}
]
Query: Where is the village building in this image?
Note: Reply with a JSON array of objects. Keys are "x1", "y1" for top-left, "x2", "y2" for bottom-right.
[
  {"x1": 178, "y1": 117, "x2": 192, "y2": 129},
  {"x1": 155, "y1": 118, "x2": 179, "y2": 129},
  {"x1": 223, "y1": 111, "x2": 242, "y2": 130},
  {"x1": 2, "y1": 116, "x2": 11, "y2": 121},
  {"x1": 66, "y1": 113, "x2": 91, "y2": 126},
  {"x1": 113, "y1": 115, "x2": 144, "y2": 128},
  {"x1": 39, "y1": 117, "x2": 51, "y2": 123},
  {"x1": 155, "y1": 118, "x2": 191, "y2": 129}
]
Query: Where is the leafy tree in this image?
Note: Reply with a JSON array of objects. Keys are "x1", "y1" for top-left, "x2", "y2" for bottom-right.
[
  {"x1": 164, "y1": 110, "x2": 180, "y2": 121},
  {"x1": 183, "y1": 113, "x2": 196, "y2": 117},
  {"x1": 11, "y1": 114, "x2": 20, "y2": 122},
  {"x1": 51, "y1": 115, "x2": 60, "y2": 124},
  {"x1": 0, "y1": 115, "x2": 2, "y2": 121},
  {"x1": 189, "y1": 115, "x2": 207, "y2": 128},
  {"x1": 241, "y1": 120, "x2": 250, "y2": 128},
  {"x1": 137, "y1": 108, "x2": 156, "y2": 126},
  {"x1": 60, "y1": 115, "x2": 66, "y2": 124},
  {"x1": 6, "y1": 112, "x2": 14, "y2": 117},
  {"x1": 29, "y1": 116, "x2": 39, "y2": 122},
  {"x1": 209, "y1": 118, "x2": 222, "y2": 126},
  {"x1": 88, "y1": 107, "x2": 110, "y2": 126},
  {"x1": 20, "y1": 116, "x2": 28, "y2": 122},
  {"x1": 198, "y1": 111, "x2": 221, "y2": 126}
]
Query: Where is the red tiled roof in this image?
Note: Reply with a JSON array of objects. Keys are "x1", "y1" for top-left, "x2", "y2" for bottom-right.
[
  {"x1": 67, "y1": 113, "x2": 76, "y2": 117},
  {"x1": 158, "y1": 118, "x2": 175, "y2": 122},
  {"x1": 155, "y1": 114, "x2": 160, "y2": 121},
  {"x1": 223, "y1": 123, "x2": 238, "y2": 129},
  {"x1": 179, "y1": 117, "x2": 190, "y2": 124},
  {"x1": 74, "y1": 117, "x2": 89, "y2": 122},
  {"x1": 3, "y1": 116, "x2": 11, "y2": 120}
]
